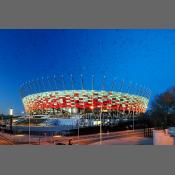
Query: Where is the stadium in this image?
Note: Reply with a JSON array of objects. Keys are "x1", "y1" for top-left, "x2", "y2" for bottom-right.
[
  {"x1": 22, "y1": 90, "x2": 148, "y2": 115},
  {"x1": 19, "y1": 75, "x2": 151, "y2": 128}
]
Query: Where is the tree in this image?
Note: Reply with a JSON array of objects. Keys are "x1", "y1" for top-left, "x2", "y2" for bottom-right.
[{"x1": 151, "y1": 87, "x2": 175, "y2": 128}]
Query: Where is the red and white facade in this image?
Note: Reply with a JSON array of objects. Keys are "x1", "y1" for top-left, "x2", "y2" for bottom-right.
[{"x1": 22, "y1": 90, "x2": 149, "y2": 115}]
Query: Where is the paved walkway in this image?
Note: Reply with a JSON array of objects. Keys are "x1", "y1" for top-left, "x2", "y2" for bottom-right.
[
  {"x1": 0, "y1": 132, "x2": 52, "y2": 145},
  {"x1": 90, "y1": 135, "x2": 153, "y2": 145},
  {"x1": 0, "y1": 129, "x2": 153, "y2": 145},
  {"x1": 0, "y1": 135, "x2": 14, "y2": 145}
]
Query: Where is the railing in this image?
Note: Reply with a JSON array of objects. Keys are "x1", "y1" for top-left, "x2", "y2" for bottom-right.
[{"x1": 144, "y1": 128, "x2": 153, "y2": 137}]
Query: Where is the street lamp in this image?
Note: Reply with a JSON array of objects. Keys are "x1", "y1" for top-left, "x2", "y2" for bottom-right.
[
  {"x1": 9, "y1": 108, "x2": 14, "y2": 116},
  {"x1": 133, "y1": 110, "x2": 135, "y2": 132},
  {"x1": 100, "y1": 75, "x2": 106, "y2": 145},
  {"x1": 9, "y1": 108, "x2": 14, "y2": 135},
  {"x1": 29, "y1": 112, "x2": 32, "y2": 145},
  {"x1": 70, "y1": 74, "x2": 80, "y2": 145}
]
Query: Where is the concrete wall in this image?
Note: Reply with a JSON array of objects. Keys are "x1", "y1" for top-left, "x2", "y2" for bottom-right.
[{"x1": 153, "y1": 129, "x2": 175, "y2": 145}]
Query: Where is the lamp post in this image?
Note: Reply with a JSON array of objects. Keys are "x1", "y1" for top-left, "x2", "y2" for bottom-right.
[
  {"x1": 133, "y1": 109, "x2": 135, "y2": 132},
  {"x1": 80, "y1": 74, "x2": 85, "y2": 145},
  {"x1": 92, "y1": 75, "x2": 95, "y2": 121},
  {"x1": 70, "y1": 74, "x2": 79, "y2": 145},
  {"x1": 28, "y1": 112, "x2": 31, "y2": 145},
  {"x1": 61, "y1": 74, "x2": 65, "y2": 116},
  {"x1": 9, "y1": 108, "x2": 14, "y2": 135},
  {"x1": 100, "y1": 75, "x2": 106, "y2": 145}
]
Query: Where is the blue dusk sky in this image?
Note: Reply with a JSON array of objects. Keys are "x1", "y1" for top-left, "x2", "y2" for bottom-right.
[{"x1": 0, "y1": 29, "x2": 175, "y2": 115}]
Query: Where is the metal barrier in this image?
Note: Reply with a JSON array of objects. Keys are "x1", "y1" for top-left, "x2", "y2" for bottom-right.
[{"x1": 144, "y1": 128, "x2": 153, "y2": 137}]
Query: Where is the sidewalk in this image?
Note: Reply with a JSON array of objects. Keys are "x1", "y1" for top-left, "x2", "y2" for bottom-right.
[
  {"x1": 90, "y1": 135, "x2": 153, "y2": 145},
  {"x1": 0, "y1": 132, "x2": 53, "y2": 145}
]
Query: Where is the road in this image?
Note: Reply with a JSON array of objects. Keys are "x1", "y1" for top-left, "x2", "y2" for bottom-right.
[{"x1": 0, "y1": 135, "x2": 14, "y2": 145}]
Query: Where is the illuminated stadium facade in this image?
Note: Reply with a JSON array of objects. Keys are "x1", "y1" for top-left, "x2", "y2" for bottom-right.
[
  {"x1": 20, "y1": 75, "x2": 151, "y2": 122},
  {"x1": 22, "y1": 90, "x2": 148, "y2": 115}
]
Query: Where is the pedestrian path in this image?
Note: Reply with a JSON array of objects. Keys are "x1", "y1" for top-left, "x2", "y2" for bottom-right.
[
  {"x1": 0, "y1": 135, "x2": 14, "y2": 145},
  {"x1": 90, "y1": 135, "x2": 153, "y2": 145}
]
